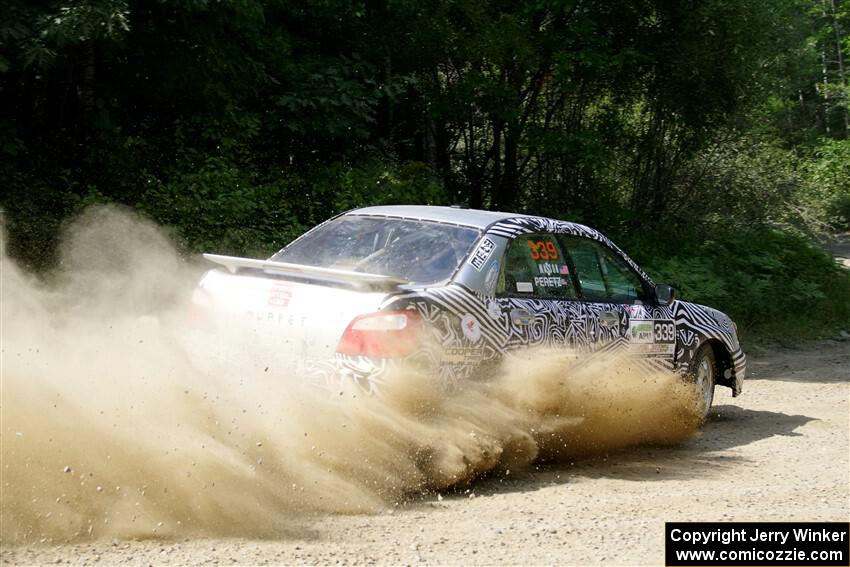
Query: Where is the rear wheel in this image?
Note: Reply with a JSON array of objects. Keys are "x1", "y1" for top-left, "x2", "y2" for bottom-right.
[{"x1": 689, "y1": 344, "x2": 716, "y2": 421}]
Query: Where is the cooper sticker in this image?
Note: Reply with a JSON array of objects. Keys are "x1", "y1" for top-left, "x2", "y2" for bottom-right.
[
  {"x1": 468, "y1": 237, "x2": 496, "y2": 271},
  {"x1": 461, "y1": 313, "x2": 482, "y2": 342}
]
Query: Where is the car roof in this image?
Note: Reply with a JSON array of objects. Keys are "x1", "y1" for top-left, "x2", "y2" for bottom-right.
[{"x1": 345, "y1": 205, "x2": 531, "y2": 229}]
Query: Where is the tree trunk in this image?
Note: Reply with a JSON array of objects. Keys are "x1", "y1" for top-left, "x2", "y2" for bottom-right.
[
  {"x1": 829, "y1": 0, "x2": 849, "y2": 138},
  {"x1": 80, "y1": 41, "x2": 96, "y2": 126},
  {"x1": 491, "y1": 118, "x2": 503, "y2": 202},
  {"x1": 385, "y1": 48, "x2": 394, "y2": 144},
  {"x1": 494, "y1": 126, "x2": 519, "y2": 211},
  {"x1": 466, "y1": 120, "x2": 483, "y2": 209},
  {"x1": 821, "y1": 0, "x2": 832, "y2": 135}
]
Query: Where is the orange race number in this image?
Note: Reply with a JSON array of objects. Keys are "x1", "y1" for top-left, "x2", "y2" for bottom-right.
[{"x1": 527, "y1": 240, "x2": 559, "y2": 260}]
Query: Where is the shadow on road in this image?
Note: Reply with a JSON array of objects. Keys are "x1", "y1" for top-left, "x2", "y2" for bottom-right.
[{"x1": 462, "y1": 405, "x2": 816, "y2": 497}]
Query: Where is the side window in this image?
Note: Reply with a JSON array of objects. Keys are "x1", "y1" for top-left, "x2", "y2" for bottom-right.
[
  {"x1": 558, "y1": 235, "x2": 647, "y2": 302},
  {"x1": 496, "y1": 233, "x2": 577, "y2": 299}
]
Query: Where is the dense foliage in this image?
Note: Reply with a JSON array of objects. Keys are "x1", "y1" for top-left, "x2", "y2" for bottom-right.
[{"x1": 1, "y1": 0, "x2": 849, "y2": 338}]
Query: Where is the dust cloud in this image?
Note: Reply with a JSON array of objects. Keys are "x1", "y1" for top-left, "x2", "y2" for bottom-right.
[{"x1": 1, "y1": 206, "x2": 701, "y2": 545}]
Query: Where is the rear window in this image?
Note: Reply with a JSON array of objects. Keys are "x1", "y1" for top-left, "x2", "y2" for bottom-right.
[{"x1": 271, "y1": 215, "x2": 481, "y2": 285}]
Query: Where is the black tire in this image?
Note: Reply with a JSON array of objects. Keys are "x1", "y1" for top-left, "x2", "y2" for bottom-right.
[{"x1": 688, "y1": 344, "x2": 717, "y2": 421}]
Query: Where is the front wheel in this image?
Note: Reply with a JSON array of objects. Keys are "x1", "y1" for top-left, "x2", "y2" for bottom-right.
[{"x1": 689, "y1": 344, "x2": 716, "y2": 421}]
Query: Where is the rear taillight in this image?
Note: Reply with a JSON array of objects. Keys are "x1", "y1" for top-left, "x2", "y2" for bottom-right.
[
  {"x1": 336, "y1": 310, "x2": 422, "y2": 358},
  {"x1": 187, "y1": 287, "x2": 214, "y2": 328}
]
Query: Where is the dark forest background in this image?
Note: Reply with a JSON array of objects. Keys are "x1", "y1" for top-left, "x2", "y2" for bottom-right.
[{"x1": 1, "y1": 0, "x2": 849, "y2": 338}]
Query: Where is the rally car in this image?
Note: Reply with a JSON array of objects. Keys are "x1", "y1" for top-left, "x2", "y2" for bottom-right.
[{"x1": 193, "y1": 205, "x2": 746, "y2": 416}]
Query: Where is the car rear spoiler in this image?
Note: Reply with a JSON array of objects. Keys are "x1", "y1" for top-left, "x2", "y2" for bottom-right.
[{"x1": 202, "y1": 253, "x2": 410, "y2": 292}]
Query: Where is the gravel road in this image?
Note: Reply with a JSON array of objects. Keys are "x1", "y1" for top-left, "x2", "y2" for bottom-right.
[
  {"x1": 3, "y1": 338, "x2": 847, "y2": 566},
  {"x1": 826, "y1": 233, "x2": 850, "y2": 269}
]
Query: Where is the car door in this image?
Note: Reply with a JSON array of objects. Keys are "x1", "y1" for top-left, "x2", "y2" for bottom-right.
[
  {"x1": 555, "y1": 234, "x2": 676, "y2": 364},
  {"x1": 493, "y1": 232, "x2": 587, "y2": 351}
]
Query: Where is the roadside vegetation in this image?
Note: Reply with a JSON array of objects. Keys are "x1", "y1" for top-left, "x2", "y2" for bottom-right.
[{"x1": 1, "y1": 0, "x2": 849, "y2": 341}]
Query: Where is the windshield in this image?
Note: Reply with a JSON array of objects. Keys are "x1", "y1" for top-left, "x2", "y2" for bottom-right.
[{"x1": 270, "y1": 215, "x2": 481, "y2": 285}]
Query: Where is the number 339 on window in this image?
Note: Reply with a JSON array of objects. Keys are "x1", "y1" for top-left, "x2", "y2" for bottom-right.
[{"x1": 527, "y1": 240, "x2": 559, "y2": 260}]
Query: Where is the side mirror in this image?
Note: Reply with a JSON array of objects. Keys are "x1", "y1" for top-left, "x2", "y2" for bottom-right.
[{"x1": 655, "y1": 284, "x2": 676, "y2": 306}]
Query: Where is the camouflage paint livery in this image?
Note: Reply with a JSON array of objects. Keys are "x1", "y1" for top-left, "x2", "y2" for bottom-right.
[{"x1": 319, "y1": 209, "x2": 745, "y2": 396}]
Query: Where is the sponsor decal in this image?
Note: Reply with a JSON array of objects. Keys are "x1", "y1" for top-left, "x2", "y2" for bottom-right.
[
  {"x1": 536, "y1": 262, "x2": 569, "y2": 276},
  {"x1": 268, "y1": 283, "x2": 293, "y2": 308},
  {"x1": 626, "y1": 304, "x2": 644, "y2": 316},
  {"x1": 537, "y1": 262, "x2": 556, "y2": 275},
  {"x1": 246, "y1": 310, "x2": 306, "y2": 327},
  {"x1": 629, "y1": 318, "x2": 676, "y2": 348},
  {"x1": 630, "y1": 343, "x2": 675, "y2": 355},
  {"x1": 484, "y1": 261, "x2": 500, "y2": 296},
  {"x1": 468, "y1": 237, "x2": 496, "y2": 271},
  {"x1": 461, "y1": 313, "x2": 482, "y2": 342},
  {"x1": 441, "y1": 347, "x2": 485, "y2": 365},
  {"x1": 629, "y1": 319, "x2": 654, "y2": 343},
  {"x1": 487, "y1": 300, "x2": 502, "y2": 320},
  {"x1": 516, "y1": 281, "x2": 533, "y2": 293}
]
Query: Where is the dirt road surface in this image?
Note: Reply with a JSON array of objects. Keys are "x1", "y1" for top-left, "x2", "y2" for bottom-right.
[
  {"x1": 2, "y1": 338, "x2": 847, "y2": 566},
  {"x1": 826, "y1": 232, "x2": 850, "y2": 269}
]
